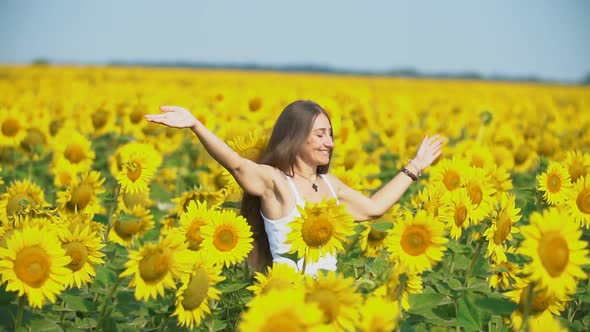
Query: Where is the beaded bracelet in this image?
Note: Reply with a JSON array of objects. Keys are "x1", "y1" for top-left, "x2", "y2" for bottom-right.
[
  {"x1": 401, "y1": 167, "x2": 418, "y2": 181},
  {"x1": 408, "y1": 159, "x2": 422, "y2": 177}
]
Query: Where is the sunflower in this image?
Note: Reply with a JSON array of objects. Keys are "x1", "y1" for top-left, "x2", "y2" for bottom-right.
[
  {"x1": 489, "y1": 166, "x2": 513, "y2": 200},
  {"x1": 488, "y1": 251, "x2": 523, "y2": 290},
  {"x1": 564, "y1": 150, "x2": 590, "y2": 183},
  {"x1": 51, "y1": 130, "x2": 95, "y2": 174},
  {"x1": 86, "y1": 103, "x2": 118, "y2": 137},
  {"x1": 410, "y1": 183, "x2": 450, "y2": 218},
  {"x1": 513, "y1": 142, "x2": 539, "y2": 173},
  {"x1": 286, "y1": 198, "x2": 356, "y2": 266},
  {"x1": 537, "y1": 162, "x2": 573, "y2": 205},
  {"x1": 247, "y1": 262, "x2": 305, "y2": 298},
  {"x1": 427, "y1": 157, "x2": 470, "y2": 193},
  {"x1": 0, "y1": 225, "x2": 71, "y2": 308},
  {"x1": 483, "y1": 193, "x2": 521, "y2": 263},
  {"x1": 462, "y1": 167, "x2": 497, "y2": 223},
  {"x1": 51, "y1": 158, "x2": 79, "y2": 187},
  {"x1": 200, "y1": 208, "x2": 253, "y2": 267},
  {"x1": 504, "y1": 281, "x2": 568, "y2": 331},
  {"x1": 385, "y1": 210, "x2": 448, "y2": 274},
  {"x1": 374, "y1": 266, "x2": 423, "y2": 310},
  {"x1": 355, "y1": 295, "x2": 399, "y2": 332},
  {"x1": 172, "y1": 252, "x2": 225, "y2": 329},
  {"x1": 439, "y1": 188, "x2": 477, "y2": 241},
  {"x1": 57, "y1": 223, "x2": 105, "y2": 289},
  {"x1": 109, "y1": 205, "x2": 154, "y2": 247},
  {"x1": 0, "y1": 179, "x2": 47, "y2": 221},
  {"x1": 566, "y1": 175, "x2": 590, "y2": 228},
  {"x1": 238, "y1": 288, "x2": 330, "y2": 332},
  {"x1": 109, "y1": 141, "x2": 163, "y2": 178},
  {"x1": 171, "y1": 187, "x2": 227, "y2": 215},
  {"x1": 227, "y1": 128, "x2": 270, "y2": 162},
  {"x1": 304, "y1": 271, "x2": 362, "y2": 331},
  {"x1": 116, "y1": 143, "x2": 161, "y2": 194},
  {"x1": 56, "y1": 171, "x2": 106, "y2": 216},
  {"x1": 178, "y1": 200, "x2": 218, "y2": 251},
  {"x1": 119, "y1": 231, "x2": 193, "y2": 301},
  {"x1": 0, "y1": 107, "x2": 28, "y2": 147},
  {"x1": 518, "y1": 208, "x2": 590, "y2": 297},
  {"x1": 118, "y1": 189, "x2": 153, "y2": 211}
]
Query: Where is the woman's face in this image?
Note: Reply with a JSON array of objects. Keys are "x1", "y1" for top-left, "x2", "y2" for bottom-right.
[{"x1": 299, "y1": 113, "x2": 334, "y2": 166}]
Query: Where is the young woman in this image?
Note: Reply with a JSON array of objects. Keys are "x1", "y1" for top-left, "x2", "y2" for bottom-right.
[{"x1": 145, "y1": 100, "x2": 444, "y2": 275}]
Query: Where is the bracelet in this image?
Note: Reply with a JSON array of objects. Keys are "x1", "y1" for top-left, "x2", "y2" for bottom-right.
[
  {"x1": 401, "y1": 167, "x2": 418, "y2": 181},
  {"x1": 408, "y1": 159, "x2": 422, "y2": 176}
]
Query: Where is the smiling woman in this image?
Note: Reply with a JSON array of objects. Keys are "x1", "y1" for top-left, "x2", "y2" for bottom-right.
[{"x1": 145, "y1": 100, "x2": 444, "y2": 275}]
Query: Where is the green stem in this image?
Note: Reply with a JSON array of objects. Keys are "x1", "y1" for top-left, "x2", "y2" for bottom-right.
[
  {"x1": 96, "y1": 278, "x2": 121, "y2": 331},
  {"x1": 103, "y1": 184, "x2": 121, "y2": 243},
  {"x1": 464, "y1": 239, "x2": 485, "y2": 287},
  {"x1": 521, "y1": 283, "x2": 534, "y2": 332},
  {"x1": 395, "y1": 274, "x2": 407, "y2": 332},
  {"x1": 15, "y1": 296, "x2": 25, "y2": 331}
]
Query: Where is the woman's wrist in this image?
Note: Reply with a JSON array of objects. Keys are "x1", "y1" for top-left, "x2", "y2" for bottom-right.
[{"x1": 406, "y1": 160, "x2": 421, "y2": 176}]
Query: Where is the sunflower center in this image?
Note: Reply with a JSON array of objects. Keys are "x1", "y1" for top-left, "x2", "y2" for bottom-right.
[
  {"x1": 493, "y1": 210, "x2": 512, "y2": 245},
  {"x1": 181, "y1": 267, "x2": 209, "y2": 310},
  {"x1": 248, "y1": 97, "x2": 263, "y2": 112},
  {"x1": 114, "y1": 219, "x2": 144, "y2": 239},
  {"x1": 213, "y1": 226, "x2": 238, "y2": 252},
  {"x1": 67, "y1": 184, "x2": 94, "y2": 212},
  {"x1": 139, "y1": 249, "x2": 170, "y2": 283},
  {"x1": 514, "y1": 145, "x2": 530, "y2": 165},
  {"x1": 538, "y1": 232, "x2": 569, "y2": 277},
  {"x1": 400, "y1": 225, "x2": 431, "y2": 256},
  {"x1": 6, "y1": 193, "x2": 34, "y2": 216},
  {"x1": 126, "y1": 161, "x2": 143, "y2": 182},
  {"x1": 1, "y1": 117, "x2": 20, "y2": 137},
  {"x1": 261, "y1": 312, "x2": 305, "y2": 332},
  {"x1": 443, "y1": 170, "x2": 461, "y2": 191},
  {"x1": 129, "y1": 109, "x2": 144, "y2": 124},
  {"x1": 546, "y1": 173, "x2": 561, "y2": 193},
  {"x1": 569, "y1": 163, "x2": 585, "y2": 183},
  {"x1": 91, "y1": 111, "x2": 108, "y2": 129},
  {"x1": 576, "y1": 188, "x2": 590, "y2": 214},
  {"x1": 14, "y1": 246, "x2": 51, "y2": 288},
  {"x1": 307, "y1": 289, "x2": 339, "y2": 324},
  {"x1": 468, "y1": 184, "x2": 483, "y2": 205},
  {"x1": 21, "y1": 128, "x2": 46, "y2": 151},
  {"x1": 302, "y1": 217, "x2": 334, "y2": 247},
  {"x1": 122, "y1": 192, "x2": 146, "y2": 209},
  {"x1": 519, "y1": 290, "x2": 550, "y2": 315},
  {"x1": 62, "y1": 241, "x2": 89, "y2": 271},
  {"x1": 64, "y1": 144, "x2": 86, "y2": 164},
  {"x1": 186, "y1": 218, "x2": 206, "y2": 250},
  {"x1": 454, "y1": 205, "x2": 468, "y2": 227},
  {"x1": 368, "y1": 228, "x2": 387, "y2": 242},
  {"x1": 471, "y1": 155, "x2": 485, "y2": 168}
]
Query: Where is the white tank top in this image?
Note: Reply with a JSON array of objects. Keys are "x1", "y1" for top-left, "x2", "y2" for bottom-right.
[{"x1": 261, "y1": 173, "x2": 339, "y2": 277}]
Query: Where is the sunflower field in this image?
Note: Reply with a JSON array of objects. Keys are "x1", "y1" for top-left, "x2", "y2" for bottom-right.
[{"x1": 0, "y1": 65, "x2": 589, "y2": 332}]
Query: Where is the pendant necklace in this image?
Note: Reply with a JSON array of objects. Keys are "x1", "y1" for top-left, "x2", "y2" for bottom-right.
[{"x1": 295, "y1": 172, "x2": 318, "y2": 192}]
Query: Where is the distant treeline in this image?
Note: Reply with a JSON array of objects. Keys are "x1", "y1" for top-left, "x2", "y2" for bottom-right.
[{"x1": 31, "y1": 58, "x2": 590, "y2": 85}]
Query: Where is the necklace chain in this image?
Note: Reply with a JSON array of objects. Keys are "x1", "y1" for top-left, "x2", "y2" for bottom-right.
[{"x1": 294, "y1": 172, "x2": 319, "y2": 192}]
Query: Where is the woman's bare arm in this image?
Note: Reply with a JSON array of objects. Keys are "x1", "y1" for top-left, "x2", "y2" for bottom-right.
[
  {"x1": 332, "y1": 135, "x2": 445, "y2": 221},
  {"x1": 145, "y1": 105, "x2": 274, "y2": 197}
]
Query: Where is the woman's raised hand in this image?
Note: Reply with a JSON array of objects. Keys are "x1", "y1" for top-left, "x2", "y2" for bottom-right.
[
  {"x1": 413, "y1": 135, "x2": 445, "y2": 171},
  {"x1": 144, "y1": 105, "x2": 199, "y2": 129}
]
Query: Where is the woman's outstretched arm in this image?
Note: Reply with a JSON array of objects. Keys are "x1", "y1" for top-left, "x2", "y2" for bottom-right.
[
  {"x1": 145, "y1": 105, "x2": 274, "y2": 197},
  {"x1": 331, "y1": 135, "x2": 445, "y2": 221}
]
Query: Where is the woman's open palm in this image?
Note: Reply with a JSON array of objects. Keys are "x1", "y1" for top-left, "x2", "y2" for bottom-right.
[
  {"x1": 414, "y1": 135, "x2": 445, "y2": 170},
  {"x1": 144, "y1": 105, "x2": 198, "y2": 128}
]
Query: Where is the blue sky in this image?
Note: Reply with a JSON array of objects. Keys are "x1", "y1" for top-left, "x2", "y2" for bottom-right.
[{"x1": 1, "y1": 0, "x2": 589, "y2": 82}]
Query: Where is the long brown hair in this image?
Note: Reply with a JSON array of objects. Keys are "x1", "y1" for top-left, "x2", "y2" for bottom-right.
[{"x1": 240, "y1": 100, "x2": 333, "y2": 272}]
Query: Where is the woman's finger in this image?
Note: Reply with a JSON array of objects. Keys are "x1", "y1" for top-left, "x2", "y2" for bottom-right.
[{"x1": 160, "y1": 105, "x2": 184, "y2": 112}]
